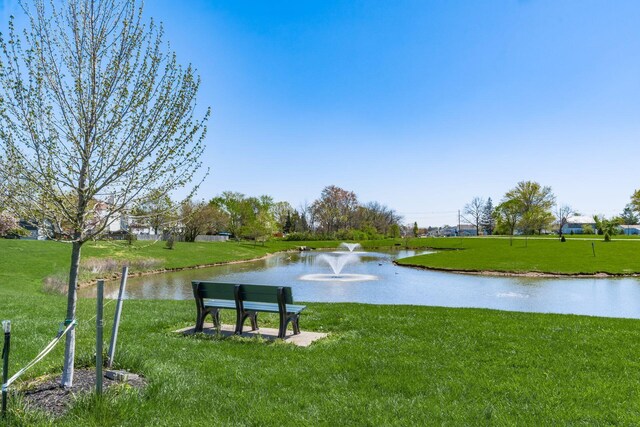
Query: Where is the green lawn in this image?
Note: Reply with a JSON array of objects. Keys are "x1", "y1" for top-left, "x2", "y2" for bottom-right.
[
  {"x1": 2, "y1": 238, "x2": 640, "y2": 425},
  {"x1": 397, "y1": 236, "x2": 640, "y2": 275}
]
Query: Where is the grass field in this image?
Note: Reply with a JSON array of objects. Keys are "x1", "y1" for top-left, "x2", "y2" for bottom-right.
[
  {"x1": 397, "y1": 236, "x2": 640, "y2": 275},
  {"x1": 2, "y1": 238, "x2": 640, "y2": 425}
]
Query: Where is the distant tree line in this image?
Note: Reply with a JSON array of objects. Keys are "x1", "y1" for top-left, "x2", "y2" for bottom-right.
[
  {"x1": 128, "y1": 185, "x2": 402, "y2": 243},
  {"x1": 462, "y1": 180, "x2": 640, "y2": 242}
]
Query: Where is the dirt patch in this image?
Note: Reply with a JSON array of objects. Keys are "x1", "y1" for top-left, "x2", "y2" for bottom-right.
[{"x1": 21, "y1": 368, "x2": 146, "y2": 418}]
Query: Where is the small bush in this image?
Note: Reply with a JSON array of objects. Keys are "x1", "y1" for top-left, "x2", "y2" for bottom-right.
[
  {"x1": 42, "y1": 273, "x2": 68, "y2": 294},
  {"x1": 560, "y1": 235, "x2": 566, "y2": 242},
  {"x1": 165, "y1": 234, "x2": 175, "y2": 250},
  {"x1": 126, "y1": 232, "x2": 137, "y2": 245},
  {"x1": 284, "y1": 232, "x2": 318, "y2": 241}
]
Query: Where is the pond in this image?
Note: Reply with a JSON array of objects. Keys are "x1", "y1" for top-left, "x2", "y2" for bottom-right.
[{"x1": 80, "y1": 249, "x2": 640, "y2": 319}]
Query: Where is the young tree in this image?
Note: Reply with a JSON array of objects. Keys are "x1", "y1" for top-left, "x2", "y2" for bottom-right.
[
  {"x1": 132, "y1": 189, "x2": 176, "y2": 235},
  {"x1": 0, "y1": 0, "x2": 208, "y2": 387},
  {"x1": 181, "y1": 200, "x2": 227, "y2": 242},
  {"x1": 210, "y1": 191, "x2": 248, "y2": 240},
  {"x1": 554, "y1": 205, "x2": 575, "y2": 237},
  {"x1": 241, "y1": 196, "x2": 275, "y2": 243},
  {"x1": 503, "y1": 181, "x2": 555, "y2": 234},
  {"x1": 413, "y1": 221, "x2": 419, "y2": 237},
  {"x1": 463, "y1": 196, "x2": 485, "y2": 236},
  {"x1": 594, "y1": 215, "x2": 621, "y2": 242},
  {"x1": 494, "y1": 199, "x2": 521, "y2": 245}
]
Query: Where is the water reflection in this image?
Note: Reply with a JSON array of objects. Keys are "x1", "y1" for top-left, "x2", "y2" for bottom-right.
[{"x1": 78, "y1": 249, "x2": 640, "y2": 318}]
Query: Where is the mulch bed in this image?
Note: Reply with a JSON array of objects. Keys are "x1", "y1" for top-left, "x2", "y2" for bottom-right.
[{"x1": 21, "y1": 368, "x2": 146, "y2": 418}]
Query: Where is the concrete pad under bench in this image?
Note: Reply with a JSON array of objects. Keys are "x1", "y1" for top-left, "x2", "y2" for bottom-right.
[{"x1": 175, "y1": 323, "x2": 327, "y2": 347}]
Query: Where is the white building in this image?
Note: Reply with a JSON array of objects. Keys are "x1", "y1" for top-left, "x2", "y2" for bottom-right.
[{"x1": 561, "y1": 215, "x2": 596, "y2": 234}]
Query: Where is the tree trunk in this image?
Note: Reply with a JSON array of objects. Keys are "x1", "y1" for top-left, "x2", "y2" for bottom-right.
[{"x1": 61, "y1": 241, "x2": 82, "y2": 388}]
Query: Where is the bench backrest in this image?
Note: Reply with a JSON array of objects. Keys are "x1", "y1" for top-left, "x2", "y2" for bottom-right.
[
  {"x1": 237, "y1": 284, "x2": 293, "y2": 304},
  {"x1": 192, "y1": 281, "x2": 237, "y2": 300},
  {"x1": 192, "y1": 281, "x2": 294, "y2": 304}
]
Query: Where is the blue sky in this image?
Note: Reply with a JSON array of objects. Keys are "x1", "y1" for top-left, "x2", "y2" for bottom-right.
[{"x1": 3, "y1": 1, "x2": 640, "y2": 225}]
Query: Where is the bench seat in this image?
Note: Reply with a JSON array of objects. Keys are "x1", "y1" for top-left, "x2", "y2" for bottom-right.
[
  {"x1": 203, "y1": 299, "x2": 236, "y2": 309},
  {"x1": 242, "y1": 302, "x2": 306, "y2": 314}
]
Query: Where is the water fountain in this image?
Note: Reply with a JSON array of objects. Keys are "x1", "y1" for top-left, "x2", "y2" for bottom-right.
[
  {"x1": 299, "y1": 243, "x2": 377, "y2": 282},
  {"x1": 318, "y1": 253, "x2": 358, "y2": 275},
  {"x1": 339, "y1": 242, "x2": 361, "y2": 252}
]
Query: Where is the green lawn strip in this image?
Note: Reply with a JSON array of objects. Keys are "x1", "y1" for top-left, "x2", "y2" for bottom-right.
[
  {"x1": 397, "y1": 237, "x2": 640, "y2": 275},
  {"x1": 2, "y1": 238, "x2": 640, "y2": 424},
  {"x1": 4, "y1": 299, "x2": 640, "y2": 425}
]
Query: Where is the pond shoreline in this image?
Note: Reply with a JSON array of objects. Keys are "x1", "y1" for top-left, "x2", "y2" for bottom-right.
[
  {"x1": 79, "y1": 245, "x2": 446, "y2": 288},
  {"x1": 78, "y1": 251, "x2": 283, "y2": 288},
  {"x1": 394, "y1": 261, "x2": 640, "y2": 278},
  {"x1": 82, "y1": 247, "x2": 640, "y2": 289}
]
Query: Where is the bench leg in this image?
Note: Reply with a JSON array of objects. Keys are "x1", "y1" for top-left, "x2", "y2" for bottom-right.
[
  {"x1": 212, "y1": 309, "x2": 221, "y2": 333},
  {"x1": 249, "y1": 312, "x2": 259, "y2": 331},
  {"x1": 235, "y1": 309, "x2": 244, "y2": 335},
  {"x1": 292, "y1": 314, "x2": 301, "y2": 335},
  {"x1": 195, "y1": 308, "x2": 204, "y2": 333},
  {"x1": 236, "y1": 310, "x2": 259, "y2": 335},
  {"x1": 278, "y1": 315, "x2": 290, "y2": 339}
]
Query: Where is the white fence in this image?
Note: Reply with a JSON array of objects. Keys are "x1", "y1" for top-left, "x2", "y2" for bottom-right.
[
  {"x1": 134, "y1": 233, "x2": 228, "y2": 242},
  {"x1": 195, "y1": 235, "x2": 229, "y2": 242}
]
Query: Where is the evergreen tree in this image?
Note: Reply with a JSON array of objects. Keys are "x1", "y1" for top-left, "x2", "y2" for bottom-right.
[
  {"x1": 620, "y1": 204, "x2": 639, "y2": 225},
  {"x1": 480, "y1": 198, "x2": 495, "y2": 235},
  {"x1": 284, "y1": 211, "x2": 293, "y2": 233}
]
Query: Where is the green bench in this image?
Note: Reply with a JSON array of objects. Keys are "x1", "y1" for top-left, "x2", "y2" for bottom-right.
[{"x1": 191, "y1": 281, "x2": 306, "y2": 339}]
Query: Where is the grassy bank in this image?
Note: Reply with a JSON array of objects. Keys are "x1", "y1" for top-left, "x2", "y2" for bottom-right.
[
  {"x1": 0, "y1": 239, "x2": 339, "y2": 296},
  {"x1": 397, "y1": 237, "x2": 640, "y2": 275},
  {"x1": 2, "y1": 238, "x2": 640, "y2": 424},
  {"x1": 0, "y1": 238, "x2": 421, "y2": 295}
]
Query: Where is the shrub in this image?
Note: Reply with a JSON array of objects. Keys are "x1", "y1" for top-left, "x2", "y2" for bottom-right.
[
  {"x1": 42, "y1": 273, "x2": 68, "y2": 294},
  {"x1": 165, "y1": 234, "x2": 175, "y2": 249},
  {"x1": 561, "y1": 235, "x2": 566, "y2": 242},
  {"x1": 126, "y1": 232, "x2": 137, "y2": 245}
]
